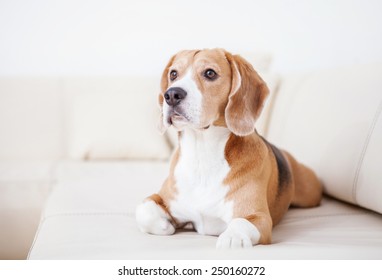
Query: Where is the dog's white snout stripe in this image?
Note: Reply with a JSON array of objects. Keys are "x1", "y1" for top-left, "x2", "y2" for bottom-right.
[{"x1": 163, "y1": 68, "x2": 203, "y2": 129}]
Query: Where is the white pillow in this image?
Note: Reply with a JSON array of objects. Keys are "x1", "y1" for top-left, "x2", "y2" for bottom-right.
[{"x1": 65, "y1": 77, "x2": 172, "y2": 160}]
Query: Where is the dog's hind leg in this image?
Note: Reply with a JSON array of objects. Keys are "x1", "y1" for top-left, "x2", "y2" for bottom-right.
[{"x1": 284, "y1": 151, "x2": 323, "y2": 208}]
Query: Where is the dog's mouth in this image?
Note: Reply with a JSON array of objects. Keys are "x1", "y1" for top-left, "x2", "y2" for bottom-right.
[{"x1": 167, "y1": 109, "x2": 189, "y2": 126}]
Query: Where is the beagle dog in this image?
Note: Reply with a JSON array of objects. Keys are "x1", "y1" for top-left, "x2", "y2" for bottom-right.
[{"x1": 136, "y1": 48, "x2": 322, "y2": 249}]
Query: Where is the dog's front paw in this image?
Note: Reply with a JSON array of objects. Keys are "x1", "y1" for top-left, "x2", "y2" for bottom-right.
[
  {"x1": 135, "y1": 200, "x2": 175, "y2": 235},
  {"x1": 216, "y1": 218, "x2": 260, "y2": 249}
]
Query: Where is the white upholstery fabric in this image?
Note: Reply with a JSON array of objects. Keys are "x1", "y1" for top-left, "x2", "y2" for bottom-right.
[
  {"x1": 0, "y1": 78, "x2": 63, "y2": 160},
  {"x1": 236, "y1": 52, "x2": 272, "y2": 73},
  {"x1": 266, "y1": 64, "x2": 382, "y2": 214},
  {"x1": 356, "y1": 110, "x2": 382, "y2": 213},
  {"x1": 0, "y1": 162, "x2": 53, "y2": 259},
  {"x1": 28, "y1": 161, "x2": 382, "y2": 259},
  {"x1": 255, "y1": 72, "x2": 281, "y2": 137},
  {"x1": 65, "y1": 77, "x2": 172, "y2": 160}
]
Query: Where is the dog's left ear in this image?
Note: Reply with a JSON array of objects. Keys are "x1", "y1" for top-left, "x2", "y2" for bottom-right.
[{"x1": 224, "y1": 52, "x2": 269, "y2": 136}]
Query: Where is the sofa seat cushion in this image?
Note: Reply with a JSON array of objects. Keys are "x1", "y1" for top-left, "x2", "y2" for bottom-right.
[{"x1": 28, "y1": 161, "x2": 382, "y2": 259}]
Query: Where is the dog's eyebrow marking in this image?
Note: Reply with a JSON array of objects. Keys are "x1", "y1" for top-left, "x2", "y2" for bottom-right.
[
  {"x1": 193, "y1": 50, "x2": 201, "y2": 58},
  {"x1": 260, "y1": 136, "x2": 291, "y2": 195}
]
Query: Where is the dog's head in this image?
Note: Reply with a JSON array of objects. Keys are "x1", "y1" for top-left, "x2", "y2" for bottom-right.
[{"x1": 158, "y1": 48, "x2": 269, "y2": 136}]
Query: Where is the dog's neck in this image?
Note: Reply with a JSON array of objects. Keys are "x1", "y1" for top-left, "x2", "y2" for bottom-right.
[{"x1": 178, "y1": 126, "x2": 231, "y2": 161}]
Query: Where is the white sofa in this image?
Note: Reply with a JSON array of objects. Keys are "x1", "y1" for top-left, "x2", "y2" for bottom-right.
[{"x1": 1, "y1": 61, "x2": 381, "y2": 259}]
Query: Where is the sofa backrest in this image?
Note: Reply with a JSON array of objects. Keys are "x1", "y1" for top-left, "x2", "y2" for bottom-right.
[{"x1": 265, "y1": 64, "x2": 382, "y2": 214}]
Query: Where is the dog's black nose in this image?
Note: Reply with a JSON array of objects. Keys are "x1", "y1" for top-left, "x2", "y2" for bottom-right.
[{"x1": 164, "y1": 87, "x2": 187, "y2": 106}]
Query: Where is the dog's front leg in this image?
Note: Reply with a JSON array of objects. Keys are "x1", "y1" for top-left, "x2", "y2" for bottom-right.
[{"x1": 135, "y1": 194, "x2": 176, "y2": 235}]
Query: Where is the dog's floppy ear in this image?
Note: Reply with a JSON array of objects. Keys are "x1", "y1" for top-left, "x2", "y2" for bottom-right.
[
  {"x1": 224, "y1": 52, "x2": 269, "y2": 136},
  {"x1": 158, "y1": 54, "x2": 176, "y2": 134}
]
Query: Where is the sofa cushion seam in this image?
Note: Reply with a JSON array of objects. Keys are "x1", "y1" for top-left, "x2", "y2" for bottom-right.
[{"x1": 352, "y1": 100, "x2": 382, "y2": 204}]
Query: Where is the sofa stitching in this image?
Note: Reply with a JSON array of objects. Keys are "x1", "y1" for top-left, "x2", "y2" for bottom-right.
[
  {"x1": 284, "y1": 212, "x2": 370, "y2": 221},
  {"x1": 42, "y1": 211, "x2": 372, "y2": 222},
  {"x1": 41, "y1": 212, "x2": 134, "y2": 221},
  {"x1": 352, "y1": 100, "x2": 382, "y2": 204}
]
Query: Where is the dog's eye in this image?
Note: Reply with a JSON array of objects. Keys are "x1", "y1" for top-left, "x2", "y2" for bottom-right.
[
  {"x1": 204, "y1": 69, "x2": 217, "y2": 80},
  {"x1": 170, "y1": 70, "x2": 178, "y2": 81}
]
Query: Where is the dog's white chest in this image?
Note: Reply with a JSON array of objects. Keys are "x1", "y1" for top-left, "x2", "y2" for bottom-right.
[{"x1": 169, "y1": 127, "x2": 233, "y2": 236}]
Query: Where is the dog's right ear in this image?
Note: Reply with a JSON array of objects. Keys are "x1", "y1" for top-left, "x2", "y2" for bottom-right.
[{"x1": 158, "y1": 54, "x2": 176, "y2": 134}]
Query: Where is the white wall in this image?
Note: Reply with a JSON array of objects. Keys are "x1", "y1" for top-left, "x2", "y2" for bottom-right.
[{"x1": 0, "y1": 0, "x2": 381, "y2": 76}]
